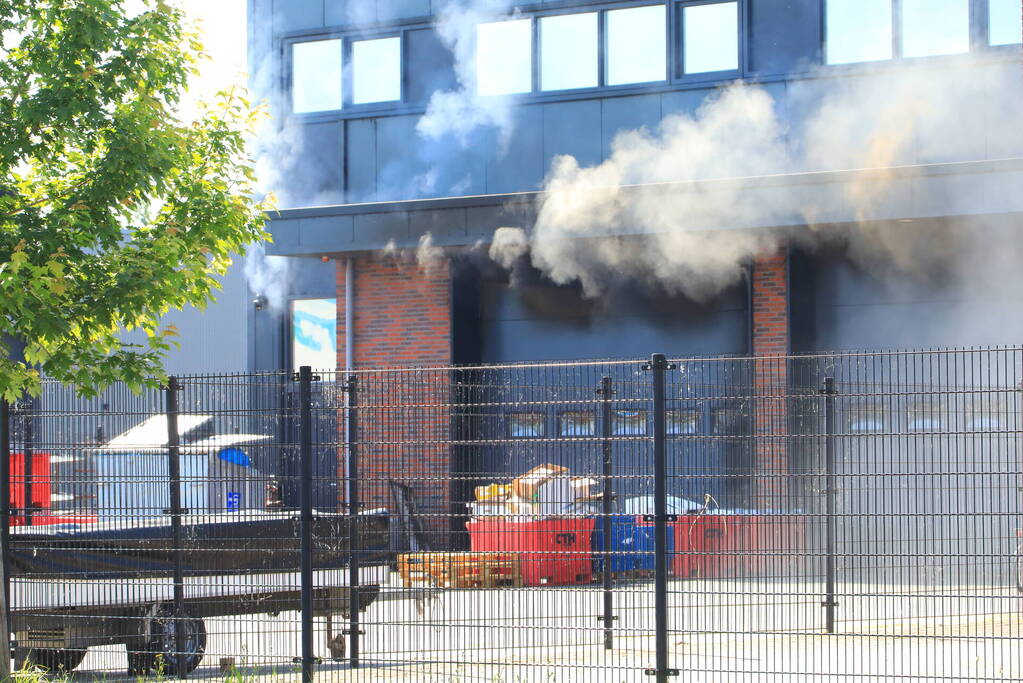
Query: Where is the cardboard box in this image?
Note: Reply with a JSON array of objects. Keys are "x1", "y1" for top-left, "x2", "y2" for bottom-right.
[
  {"x1": 511, "y1": 464, "x2": 569, "y2": 501},
  {"x1": 570, "y1": 477, "x2": 598, "y2": 500},
  {"x1": 534, "y1": 476, "x2": 574, "y2": 518},
  {"x1": 474, "y1": 483, "x2": 512, "y2": 502}
]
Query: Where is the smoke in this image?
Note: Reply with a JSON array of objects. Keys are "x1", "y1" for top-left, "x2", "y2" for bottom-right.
[
  {"x1": 489, "y1": 226, "x2": 530, "y2": 270},
  {"x1": 528, "y1": 84, "x2": 787, "y2": 299},
  {"x1": 416, "y1": 0, "x2": 517, "y2": 149},
  {"x1": 243, "y1": 242, "x2": 289, "y2": 310},
  {"x1": 416, "y1": 233, "x2": 447, "y2": 277},
  {"x1": 501, "y1": 56, "x2": 1022, "y2": 300},
  {"x1": 797, "y1": 58, "x2": 1021, "y2": 278},
  {"x1": 375, "y1": 234, "x2": 447, "y2": 277}
]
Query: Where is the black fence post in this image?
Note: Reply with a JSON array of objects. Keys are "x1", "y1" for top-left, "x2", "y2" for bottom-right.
[
  {"x1": 821, "y1": 376, "x2": 838, "y2": 633},
  {"x1": 0, "y1": 399, "x2": 10, "y2": 676},
  {"x1": 598, "y1": 376, "x2": 614, "y2": 650},
  {"x1": 22, "y1": 399, "x2": 33, "y2": 528},
  {"x1": 647, "y1": 354, "x2": 677, "y2": 682},
  {"x1": 164, "y1": 377, "x2": 187, "y2": 678},
  {"x1": 298, "y1": 366, "x2": 316, "y2": 683},
  {"x1": 346, "y1": 375, "x2": 361, "y2": 669}
]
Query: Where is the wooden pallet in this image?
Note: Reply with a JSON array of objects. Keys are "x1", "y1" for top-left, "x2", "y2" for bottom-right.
[
  {"x1": 398, "y1": 552, "x2": 523, "y2": 589},
  {"x1": 593, "y1": 568, "x2": 655, "y2": 582}
]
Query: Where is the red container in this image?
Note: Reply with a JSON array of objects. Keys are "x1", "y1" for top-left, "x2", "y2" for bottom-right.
[
  {"x1": 13, "y1": 513, "x2": 98, "y2": 527},
  {"x1": 745, "y1": 514, "x2": 806, "y2": 575},
  {"x1": 672, "y1": 514, "x2": 748, "y2": 578},
  {"x1": 10, "y1": 452, "x2": 51, "y2": 525},
  {"x1": 467, "y1": 518, "x2": 595, "y2": 586}
]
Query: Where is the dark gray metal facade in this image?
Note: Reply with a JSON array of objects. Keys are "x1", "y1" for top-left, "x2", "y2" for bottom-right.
[{"x1": 251, "y1": 0, "x2": 1023, "y2": 364}]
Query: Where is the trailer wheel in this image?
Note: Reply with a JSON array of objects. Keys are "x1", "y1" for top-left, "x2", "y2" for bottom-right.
[
  {"x1": 13, "y1": 646, "x2": 87, "y2": 673},
  {"x1": 127, "y1": 604, "x2": 206, "y2": 675}
]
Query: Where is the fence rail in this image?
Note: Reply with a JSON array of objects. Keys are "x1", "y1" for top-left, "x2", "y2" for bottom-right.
[{"x1": 2, "y1": 347, "x2": 1022, "y2": 681}]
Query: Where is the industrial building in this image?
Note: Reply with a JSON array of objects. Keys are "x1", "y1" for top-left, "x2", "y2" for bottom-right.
[
  {"x1": 237, "y1": 0, "x2": 1023, "y2": 519},
  {"x1": 250, "y1": 0, "x2": 1023, "y2": 369}
]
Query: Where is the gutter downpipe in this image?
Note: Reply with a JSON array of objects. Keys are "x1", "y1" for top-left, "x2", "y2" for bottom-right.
[
  {"x1": 344, "y1": 256, "x2": 354, "y2": 487},
  {"x1": 345, "y1": 257, "x2": 354, "y2": 374}
]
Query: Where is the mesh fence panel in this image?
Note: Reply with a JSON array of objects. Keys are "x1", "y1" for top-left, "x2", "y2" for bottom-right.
[{"x1": 3, "y1": 348, "x2": 1021, "y2": 681}]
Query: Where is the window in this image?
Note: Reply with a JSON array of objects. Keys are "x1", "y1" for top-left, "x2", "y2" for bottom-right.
[
  {"x1": 682, "y1": 2, "x2": 739, "y2": 74},
  {"x1": 827, "y1": 0, "x2": 980, "y2": 64},
  {"x1": 559, "y1": 411, "x2": 596, "y2": 436},
  {"x1": 990, "y1": 0, "x2": 1023, "y2": 45},
  {"x1": 606, "y1": 5, "x2": 667, "y2": 85},
  {"x1": 965, "y1": 399, "x2": 1007, "y2": 431},
  {"x1": 825, "y1": 0, "x2": 893, "y2": 64},
  {"x1": 902, "y1": 0, "x2": 969, "y2": 58},
  {"x1": 352, "y1": 37, "x2": 401, "y2": 104},
  {"x1": 907, "y1": 400, "x2": 944, "y2": 432},
  {"x1": 613, "y1": 409, "x2": 648, "y2": 435},
  {"x1": 291, "y1": 299, "x2": 337, "y2": 371},
  {"x1": 476, "y1": 19, "x2": 532, "y2": 96},
  {"x1": 509, "y1": 412, "x2": 545, "y2": 438},
  {"x1": 540, "y1": 12, "x2": 599, "y2": 91},
  {"x1": 847, "y1": 403, "x2": 885, "y2": 433},
  {"x1": 667, "y1": 410, "x2": 700, "y2": 435},
  {"x1": 712, "y1": 407, "x2": 743, "y2": 435},
  {"x1": 292, "y1": 39, "x2": 343, "y2": 113}
]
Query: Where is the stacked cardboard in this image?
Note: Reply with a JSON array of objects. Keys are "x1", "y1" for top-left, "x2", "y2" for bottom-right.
[{"x1": 468, "y1": 464, "x2": 600, "y2": 522}]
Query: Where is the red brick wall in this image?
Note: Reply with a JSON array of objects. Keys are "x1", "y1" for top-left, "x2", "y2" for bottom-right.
[
  {"x1": 335, "y1": 255, "x2": 454, "y2": 547},
  {"x1": 337, "y1": 256, "x2": 452, "y2": 369},
  {"x1": 751, "y1": 250, "x2": 790, "y2": 509}
]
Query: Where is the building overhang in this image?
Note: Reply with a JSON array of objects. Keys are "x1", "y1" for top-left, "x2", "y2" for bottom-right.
[{"x1": 265, "y1": 157, "x2": 1023, "y2": 258}]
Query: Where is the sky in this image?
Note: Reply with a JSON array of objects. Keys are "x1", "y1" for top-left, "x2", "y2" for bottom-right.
[{"x1": 173, "y1": 0, "x2": 248, "y2": 113}]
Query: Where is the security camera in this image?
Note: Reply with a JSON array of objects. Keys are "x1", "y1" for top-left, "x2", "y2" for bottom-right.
[{"x1": 252, "y1": 295, "x2": 268, "y2": 310}]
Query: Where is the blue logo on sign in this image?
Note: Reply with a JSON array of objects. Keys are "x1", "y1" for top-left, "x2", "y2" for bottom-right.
[{"x1": 227, "y1": 491, "x2": 240, "y2": 511}]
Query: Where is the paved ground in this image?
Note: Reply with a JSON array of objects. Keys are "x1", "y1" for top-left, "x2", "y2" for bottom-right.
[{"x1": 60, "y1": 575, "x2": 1022, "y2": 682}]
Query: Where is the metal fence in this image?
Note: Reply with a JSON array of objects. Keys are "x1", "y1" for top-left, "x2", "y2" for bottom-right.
[{"x1": 2, "y1": 348, "x2": 1021, "y2": 681}]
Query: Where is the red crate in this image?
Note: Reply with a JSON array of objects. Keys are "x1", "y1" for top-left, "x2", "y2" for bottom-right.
[
  {"x1": 467, "y1": 518, "x2": 595, "y2": 586},
  {"x1": 672, "y1": 514, "x2": 748, "y2": 578}
]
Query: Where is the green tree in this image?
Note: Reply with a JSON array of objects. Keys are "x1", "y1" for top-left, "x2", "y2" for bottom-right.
[{"x1": 0, "y1": 0, "x2": 269, "y2": 398}]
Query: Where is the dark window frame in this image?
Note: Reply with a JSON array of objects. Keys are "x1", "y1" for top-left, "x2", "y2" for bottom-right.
[
  {"x1": 666, "y1": 408, "x2": 702, "y2": 436},
  {"x1": 905, "y1": 399, "x2": 946, "y2": 433},
  {"x1": 537, "y1": 10, "x2": 602, "y2": 92},
  {"x1": 980, "y1": 0, "x2": 1022, "y2": 47},
  {"x1": 558, "y1": 409, "x2": 598, "y2": 437},
  {"x1": 603, "y1": 3, "x2": 671, "y2": 88},
  {"x1": 673, "y1": 0, "x2": 744, "y2": 82},
  {"x1": 508, "y1": 411, "x2": 547, "y2": 439},
  {"x1": 476, "y1": 15, "x2": 536, "y2": 97},
  {"x1": 821, "y1": 0, "x2": 1009, "y2": 67},
  {"x1": 288, "y1": 37, "x2": 345, "y2": 115},
  {"x1": 279, "y1": 0, "x2": 752, "y2": 119},
  {"x1": 845, "y1": 401, "x2": 887, "y2": 434},
  {"x1": 284, "y1": 28, "x2": 406, "y2": 117},
  {"x1": 612, "y1": 408, "x2": 649, "y2": 436}
]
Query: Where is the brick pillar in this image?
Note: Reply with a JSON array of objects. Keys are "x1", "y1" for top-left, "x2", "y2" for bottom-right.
[
  {"x1": 336, "y1": 254, "x2": 453, "y2": 548},
  {"x1": 751, "y1": 250, "x2": 790, "y2": 510}
]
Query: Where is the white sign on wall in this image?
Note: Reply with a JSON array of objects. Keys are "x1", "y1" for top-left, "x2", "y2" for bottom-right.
[{"x1": 291, "y1": 298, "x2": 337, "y2": 371}]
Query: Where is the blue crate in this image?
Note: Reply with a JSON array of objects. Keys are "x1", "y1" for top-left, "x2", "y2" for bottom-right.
[{"x1": 591, "y1": 514, "x2": 674, "y2": 573}]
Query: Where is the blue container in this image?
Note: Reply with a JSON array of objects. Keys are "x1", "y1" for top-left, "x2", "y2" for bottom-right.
[{"x1": 591, "y1": 514, "x2": 674, "y2": 573}]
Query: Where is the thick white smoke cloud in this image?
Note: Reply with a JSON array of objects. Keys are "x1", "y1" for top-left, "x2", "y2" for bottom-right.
[{"x1": 492, "y1": 56, "x2": 1023, "y2": 300}]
